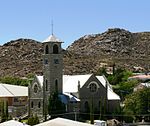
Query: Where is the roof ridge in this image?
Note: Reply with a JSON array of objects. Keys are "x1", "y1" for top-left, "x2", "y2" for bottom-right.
[{"x1": 1, "y1": 84, "x2": 15, "y2": 96}]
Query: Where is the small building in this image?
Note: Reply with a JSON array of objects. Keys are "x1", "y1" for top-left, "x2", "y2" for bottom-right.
[
  {"x1": 128, "y1": 74, "x2": 150, "y2": 82},
  {"x1": 134, "y1": 83, "x2": 150, "y2": 92},
  {"x1": 0, "y1": 83, "x2": 28, "y2": 117}
]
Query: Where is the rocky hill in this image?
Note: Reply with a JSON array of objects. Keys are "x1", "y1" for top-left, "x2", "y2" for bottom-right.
[{"x1": 0, "y1": 28, "x2": 150, "y2": 77}]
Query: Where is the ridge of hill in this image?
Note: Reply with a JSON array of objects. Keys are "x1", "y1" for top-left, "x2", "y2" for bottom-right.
[{"x1": 0, "y1": 28, "x2": 150, "y2": 77}]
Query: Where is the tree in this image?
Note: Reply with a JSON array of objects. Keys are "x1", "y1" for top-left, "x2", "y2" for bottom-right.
[
  {"x1": 27, "y1": 114, "x2": 39, "y2": 126},
  {"x1": 0, "y1": 100, "x2": 8, "y2": 122},
  {"x1": 90, "y1": 96, "x2": 94, "y2": 124},
  {"x1": 48, "y1": 92, "x2": 65, "y2": 118},
  {"x1": 123, "y1": 88, "x2": 150, "y2": 121},
  {"x1": 96, "y1": 67, "x2": 108, "y2": 77},
  {"x1": 108, "y1": 68, "x2": 132, "y2": 85},
  {"x1": 114, "y1": 79, "x2": 139, "y2": 100},
  {"x1": 0, "y1": 76, "x2": 29, "y2": 86}
]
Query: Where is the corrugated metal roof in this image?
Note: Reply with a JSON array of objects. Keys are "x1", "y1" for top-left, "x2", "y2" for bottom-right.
[
  {"x1": 43, "y1": 34, "x2": 62, "y2": 43},
  {"x1": 35, "y1": 117, "x2": 93, "y2": 126},
  {"x1": 63, "y1": 74, "x2": 92, "y2": 93},
  {"x1": 96, "y1": 76, "x2": 120, "y2": 100},
  {"x1": 0, "y1": 120, "x2": 29, "y2": 126},
  {"x1": 0, "y1": 83, "x2": 28, "y2": 97},
  {"x1": 36, "y1": 74, "x2": 120, "y2": 100},
  {"x1": 107, "y1": 89, "x2": 120, "y2": 100},
  {"x1": 36, "y1": 75, "x2": 43, "y2": 87}
]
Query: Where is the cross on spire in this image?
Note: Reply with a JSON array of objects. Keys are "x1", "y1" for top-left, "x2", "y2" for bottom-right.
[{"x1": 51, "y1": 20, "x2": 53, "y2": 35}]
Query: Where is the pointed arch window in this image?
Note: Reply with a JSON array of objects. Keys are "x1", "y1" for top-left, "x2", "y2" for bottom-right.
[
  {"x1": 45, "y1": 45, "x2": 49, "y2": 54},
  {"x1": 31, "y1": 101, "x2": 34, "y2": 108},
  {"x1": 38, "y1": 102, "x2": 41, "y2": 108},
  {"x1": 84, "y1": 101, "x2": 89, "y2": 112},
  {"x1": 53, "y1": 44, "x2": 59, "y2": 54},
  {"x1": 46, "y1": 79, "x2": 48, "y2": 91},
  {"x1": 89, "y1": 83, "x2": 97, "y2": 92},
  {"x1": 55, "y1": 79, "x2": 58, "y2": 92}
]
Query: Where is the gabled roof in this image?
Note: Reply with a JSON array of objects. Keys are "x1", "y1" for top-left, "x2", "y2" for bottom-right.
[
  {"x1": 63, "y1": 74, "x2": 92, "y2": 93},
  {"x1": 36, "y1": 74, "x2": 120, "y2": 100},
  {"x1": 36, "y1": 75, "x2": 43, "y2": 87},
  {"x1": 0, "y1": 83, "x2": 28, "y2": 97},
  {"x1": 35, "y1": 117, "x2": 93, "y2": 126},
  {"x1": 141, "y1": 83, "x2": 150, "y2": 87},
  {"x1": 107, "y1": 88, "x2": 120, "y2": 100},
  {"x1": 96, "y1": 75, "x2": 120, "y2": 100},
  {"x1": 0, "y1": 120, "x2": 29, "y2": 126},
  {"x1": 43, "y1": 34, "x2": 62, "y2": 43}
]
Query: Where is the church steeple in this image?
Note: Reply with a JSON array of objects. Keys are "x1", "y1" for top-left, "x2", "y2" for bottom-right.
[
  {"x1": 43, "y1": 31, "x2": 63, "y2": 95},
  {"x1": 42, "y1": 32, "x2": 63, "y2": 119}
]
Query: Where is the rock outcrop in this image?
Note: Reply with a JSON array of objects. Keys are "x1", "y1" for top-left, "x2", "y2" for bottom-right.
[{"x1": 0, "y1": 28, "x2": 150, "y2": 77}]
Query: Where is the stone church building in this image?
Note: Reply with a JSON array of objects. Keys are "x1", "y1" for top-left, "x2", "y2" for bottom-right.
[{"x1": 28, "y1": 34, "x2": 120, "y2": 119}]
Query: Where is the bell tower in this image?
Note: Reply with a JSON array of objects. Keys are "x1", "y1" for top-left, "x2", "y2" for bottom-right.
[
  {"x1": 42, "y1": 34, "x2": 63, "y2": 119},
  {"x1": 43, "y1": 34, "x2": 63, "y2": 96}
]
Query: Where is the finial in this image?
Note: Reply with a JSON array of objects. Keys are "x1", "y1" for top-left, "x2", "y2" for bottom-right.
[{"x1": 51, "y1": 20, "x2": 53, "y2": 35}]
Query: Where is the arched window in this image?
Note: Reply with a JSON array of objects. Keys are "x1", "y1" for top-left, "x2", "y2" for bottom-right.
[
  {"x1": 31, "y1": 101, "x2": 34, "y2": 108},
  {"x1": 34, "y1": 84, "x2": 38, "y2": 93},
  {"x1": 46, "y1": 79, "x2": 48, "y2": 91},
  {"x1": 38, "y1": 102, "x2": 41, "y2": 108},
  {"x1": 84, "y1": 101, "x2": 89, "y2": 112},
  {"x1": 53, "y1": 44, "x2": 59, "y2": 54},
  {"x1": 55, "y1": 79, "x2": 58, "y2": 92},
  {"x1": 45, "y1": 45, "x2": 49, "y2": 54},
  {"x1": 89, "y1": 83, "x2": 97, "y2": 92}
]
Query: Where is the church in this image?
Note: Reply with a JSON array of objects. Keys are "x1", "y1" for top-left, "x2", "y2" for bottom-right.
[{"x1": 28, "y1": 34, "x2": 120, "y2": 119}]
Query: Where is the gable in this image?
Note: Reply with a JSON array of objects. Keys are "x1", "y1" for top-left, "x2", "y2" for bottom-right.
[
  {"x1": 63, "y1": 74, "x2": 92, "y2": 93},
  {"x1": 29, "y1": 75, "x2": 43, "y2": 98}
]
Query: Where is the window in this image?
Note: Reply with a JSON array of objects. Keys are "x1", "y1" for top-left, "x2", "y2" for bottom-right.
[
  {"x1": 38, "y1": 102, "x2": 41, "y2": 108},
  {"x1": 54, "y1": 59, "x2": 59, "y2": 64},
  {"x1": 46, "y1": 79, "x2": 48, "y2": 91},
  {"x1": 45, "y1": 45, "x2": 49, "y2": 54},
  {"x1": 34, "y1": 84, "x2": 38, "y2": 93},
  {"x1": 53, "y1": 44, "x2": 59, "y2": 54},
  {"x1": 44, "y1": 59, "x2": 48, "y2": 64},
  {"x1": 55, "y1": 79, "x2": 58, "y2": 92},
  {"x1": 89, "y1": 83, "x2": 97, "y2": 92},
  {"x1": 14, "y1": 98, "x2": 19, "y2": 102},
  {"x1": 31, "y1": 101, "x2": 34, "y2": 108},
  {"x1": 84, "y1": 101, "x2": 89, "y2": 112}
]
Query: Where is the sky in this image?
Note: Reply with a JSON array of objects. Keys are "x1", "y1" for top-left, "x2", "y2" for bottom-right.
[{"x1": 0, "y1": 0, "x2": 150, "y2": 48}]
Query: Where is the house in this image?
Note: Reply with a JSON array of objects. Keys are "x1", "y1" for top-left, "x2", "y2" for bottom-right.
[
  {"x1": 134, "y1": 83, "x2": 150, "y2": 92},
  {"x1": 0, "y1": 83, "x2": 28, "y2": 117},
  {"x1": 128, "y1": 74, "x2": 150, "y2": 82},
  {"x1": 28, "y1": 34, "x2": 120, "y2": 119}
]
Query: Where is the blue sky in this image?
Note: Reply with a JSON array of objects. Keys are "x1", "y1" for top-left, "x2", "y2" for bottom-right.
[{"x1": 0, "y1": 0, "x2": 150, "y2": 48}]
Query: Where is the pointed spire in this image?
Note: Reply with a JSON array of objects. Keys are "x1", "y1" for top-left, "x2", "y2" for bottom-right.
[
  {"x1": 43, "y1": 20, "x2": 63, "y2": 43},
  {"x1": 51, "y1": 20, "x2": 54, "y2": 35},
  {"x1": 43, "y1": 34, "x2": 62, "y2": 43}
]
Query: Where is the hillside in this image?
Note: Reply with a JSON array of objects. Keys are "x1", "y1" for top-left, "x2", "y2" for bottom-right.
[{"x1": 0, "y1": 28, "x2": 150, "y2": 77}]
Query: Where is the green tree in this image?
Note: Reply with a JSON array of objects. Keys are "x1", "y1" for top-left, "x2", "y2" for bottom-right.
[
  {"x1": 90, "y1": 96, "x2": 94, "y2": 124},
  {"x1": 108, "y1": 68, "x2": 132, "y2": 85},
  {"x1": 123, "y1": 88, "x2": 150, "y2": 121},
  {"x1": 96, "y1": 67, "x2": 108, "y2": 77},
  {"x1": 0, "y1": 100, "x2": 9, "y2": 122},
  {"x1": 48, "y1": 92, "x2": 65, "y2": 118},
  {"x1": 27, "y1": 114, "x2": 39, "y2": 126},
  {"x1": 114, "y1": 80, "x2": 139, "y2": 100},
  {"x1": 0, "y1": 76, "x2": 29, "y2": 86}
]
